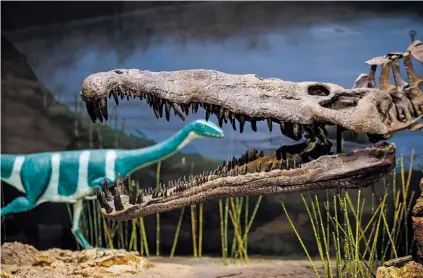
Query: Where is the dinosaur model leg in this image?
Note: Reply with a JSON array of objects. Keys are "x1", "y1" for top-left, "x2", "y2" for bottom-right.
[
  {"x1": 0, "y1": 196, "x2": 36, "y2": 216},
  {"x1": 71, "y1": 199, "x2": 93, "y2": 249}
]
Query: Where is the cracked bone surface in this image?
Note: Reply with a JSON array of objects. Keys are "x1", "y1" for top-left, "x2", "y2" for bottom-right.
[
  {"x1": 80, "y1": 40, "x2": 421, "y2": 221},
  {"x1": 98, "y1": 142, "x2": 395, "y2": 221}
]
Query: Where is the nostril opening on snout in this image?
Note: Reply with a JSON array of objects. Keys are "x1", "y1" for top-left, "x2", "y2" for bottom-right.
[{"x1": 308, "y1": 84, "x2": 331, "y2": 96}]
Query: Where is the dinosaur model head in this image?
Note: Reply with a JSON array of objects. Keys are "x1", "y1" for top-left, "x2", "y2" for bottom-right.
[
  {"x1": 187, "y1": 119, "x2": 224, "y2": 139},
  {"x1": 80, "y1": 41, "x2": 423, "y2": 221}
]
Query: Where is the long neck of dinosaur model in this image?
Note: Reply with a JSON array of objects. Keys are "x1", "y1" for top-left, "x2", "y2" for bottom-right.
[{"x1": 115, "y1": 125, "x2": 197, "y2": 177}]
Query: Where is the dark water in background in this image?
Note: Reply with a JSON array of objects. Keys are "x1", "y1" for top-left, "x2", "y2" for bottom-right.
[{"x1": 3, "y1": 2, "x2": 423, "y2": 168}]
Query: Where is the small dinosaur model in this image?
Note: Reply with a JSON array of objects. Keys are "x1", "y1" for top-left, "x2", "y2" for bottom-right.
[
  {"x1": 0, "y1": 120, "x2": 224, "y2": 248},
  {"x1": 80, "y1": 40, "x2": 423, "y2": 221}
]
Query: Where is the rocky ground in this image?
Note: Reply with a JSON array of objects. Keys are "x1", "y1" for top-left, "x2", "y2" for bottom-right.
[{"x1": 0, "y1": 242, "x2": 321, "y2": 278}]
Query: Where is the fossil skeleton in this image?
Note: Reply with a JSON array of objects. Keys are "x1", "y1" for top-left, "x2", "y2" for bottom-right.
[{"x1": 80, "y1": 40, "x2": 423, "y2": 221}]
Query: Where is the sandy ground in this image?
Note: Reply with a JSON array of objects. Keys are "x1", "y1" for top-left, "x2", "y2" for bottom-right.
[
  {"x1": 124, "y1": 256, "x2": 322, "y2": 278},
  {"x1": 1, "y1": 242, "x2": 322, "y2": 278}
]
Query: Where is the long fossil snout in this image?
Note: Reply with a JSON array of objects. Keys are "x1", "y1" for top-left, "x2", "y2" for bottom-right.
[{"x1": 97, "y1": 143, "x2": 396, "y2": 221}]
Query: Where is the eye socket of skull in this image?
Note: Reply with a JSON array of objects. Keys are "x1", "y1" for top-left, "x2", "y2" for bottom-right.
[{"x1": 307, "y1": 84, "x2": 331, "y2": 96}]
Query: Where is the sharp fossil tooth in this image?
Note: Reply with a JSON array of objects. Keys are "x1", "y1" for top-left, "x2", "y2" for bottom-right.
[
  {"x1": 224, "y1": 109, "x2": 230, "y2": 120},
  {"x1": 267, "y1": 118, "x2": 273, "y2": 132},
  {"x1": 256, "y1": 161, "x2": 261, "y2": 172},
  {"x1": 238, "y1": 115, "x2": 246, "y2": 133},
  {"x1": 147, "y1": 94, "x2": 153, "y2": 106},
  {"x1": 152, "y1": 102, "x2": 160, "y2": 119},
  {"x1": 192, "y1": 102, "x2": 199, "y2": 113},
  {"x1": 251, "y1": 119, "x2": 257, "y2": 132},
  {"x1": 181, "y1": 103, "x2": 190, "y2": 116},
  {"x1": 172, "y1": 103, "x2": 186, "y2": 121},
  {"x1": 113, "y1": 186, "x2": 124, "y2": 211},
  {"x1": 86, "y1": 102, "x2": 97, "y2": 123},
  {"x1": 111, "y1": 90, "x2": 119, "y2": 105},
  {"x1": 118, "y1": 85, "x2": 125, "y2": 99},
  {"x1": 136, "y1": 191, "x2": 143, "y2": 204},
  {"x1": 94, "y1": 102, "x2": 104, "y2": 123},
  {"x1": 205, "y1": 104, "x2": 211, "y2": 121},
  {"x1": 218, "y1": 115, "x2": 224, "y2": 127},
  {"x1": 96, "y1": 188, "x2": 113, "y2": 213},
  {"x1": 286, "y1": 158, "x2": 294, "y2": 170},
  {"x1": 129, "y1": 180, "x2": 138, "y2": 205},
  {"x1": 231, "y1": 117, "x2": 237, "y2": 131},
  {"x1": 102, "y1": 179, "x2": 113, "y2": 202},
  {"x1": 152, "y1": 187, "x2": 160, "y2": 199},
  {"x1": 279, "y1": 159, "x2": 285, "y2": 170},
  {"x1": 158, "y1": 99, "x2": 164, "y2": 118},
  {"x1": 265, "y1": 161, "x2": 273, "y2": 172},
  {"x1": 219, "y1": 107, "x2": 225, "y2": 119},
  {"x1": 165, "y1": 101, "x2": 171, "y2": 121}
]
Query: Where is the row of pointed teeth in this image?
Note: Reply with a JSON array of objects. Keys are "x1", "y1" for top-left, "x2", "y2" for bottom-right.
[
  {"x1": 83, "y1": 88, "x2": 331, "y2": 142},
  {"x1": 96, "y1": 152, "x2": 305, "y2": 214}
]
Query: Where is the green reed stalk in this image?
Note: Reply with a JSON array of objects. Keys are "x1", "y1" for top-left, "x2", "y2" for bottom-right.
[
  {"x1": 234, "y1": 195, "x2": 262, "y2": 260},
  {"x1": 156, "y1": 161, "x2": 161, "y2": 256},
  {"x1": 244, "y1": 196, "x2": 249, "y2": 252},
  {"x1": 92, "y1": 201, "x2": 98, "y2": 247},
  {"x1": 381, "y1": 208, "x2": 398, "y2": 258},
  {"x1": 281, "y1": 202, "x2": 321, "y2": 278},
  {"x1": 102, "y1": 215, "x2": 114, "y2": 248},
  {"x1": 139, "y1": 220, "x2": 144, "y2": 256},
  {"x1": 170, "y1": 207, "x2": 186, "y2": 258},
  {"x1": 315, "y1": 195, "x2": 333, "y2": 277},
  {"x1": 230, "y1": 197, "x2": 244, "y2": 260},
  {"x1": 229, "y1": 198, "x2": 248, "y2": 263},
  {"x1": 97, "y1": 203, "x2": 103, "y2": 247},
  {"x1": 66, "y1": 204, "x2": 79, "y2": 248},
  {"x1": 229, "y1": 198, "x2": 241, "y2": 262},
  {"x1": 332, "y1": 196, "x2": 342, "y2": 277},
  {"x1": 224, "y1": 198, "x2": 229, "y2": 259},
  {"x1": 190, "y1": 204, "x2": 198, "y2": 257},
  {"x1": 302, "y1": 195, "x2": 326, "y2": 275},
  {"x1": 139, "y1": 217, "x2": 150, "y2": 257},
  {"x1": 117, "y1": 222, "x2": 124, "y2": 249},
  {"x1": 129, "y1": 219, "x2": 138, "y2": 251},
  {"x1": 199, "y1": 203, "x2": 203, "y2": 257},
  {"x1": 219, "y1": 200, "x2": 228, "y2": 264},
  {"x1": 86, "y1": 202, "x2": 94, "y2": 245}
]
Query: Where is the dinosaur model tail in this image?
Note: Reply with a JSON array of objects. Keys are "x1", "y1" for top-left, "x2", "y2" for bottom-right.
[{"x1": 1, "y1": 154, "x2": 26, "y2": 194}]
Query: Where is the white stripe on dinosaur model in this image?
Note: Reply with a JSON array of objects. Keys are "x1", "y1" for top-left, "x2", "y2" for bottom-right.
[
  {"x1": 37, "y1": 153, "x2": 61, "y2": 205},
  {"x1": 2, "y1": 156, "x2": 26, "y2": 194},
  {"x1": 106, "y1": 150, "x2": 117, "y2": 182}
]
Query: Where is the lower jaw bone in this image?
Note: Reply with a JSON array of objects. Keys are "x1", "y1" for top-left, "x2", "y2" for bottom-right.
[{"x1": 99, "y1": 143, "x2": 396, "y2": 221}]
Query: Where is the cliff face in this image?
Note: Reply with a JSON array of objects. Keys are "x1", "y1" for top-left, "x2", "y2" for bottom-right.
[{"x1": 1, "y1": 36, "x2": 80, "y2": 154}]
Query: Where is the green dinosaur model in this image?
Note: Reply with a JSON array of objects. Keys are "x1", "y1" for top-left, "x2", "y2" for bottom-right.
[
  {"x1": 79, "y1": 40, "x2": 423, "y2": 221},
  {"x1": 0, "y1": 120, "x2": 224, "y2": 249}
]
